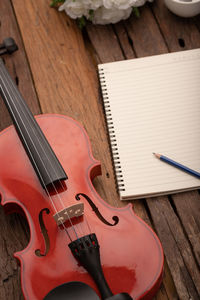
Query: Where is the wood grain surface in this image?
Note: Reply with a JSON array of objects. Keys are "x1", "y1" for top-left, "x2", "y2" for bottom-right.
[{"x1": 0, "y1": 0, "x2": 199, "y2": 299}]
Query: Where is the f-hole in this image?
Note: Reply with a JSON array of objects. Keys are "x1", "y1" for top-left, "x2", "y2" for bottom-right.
[
  {"x1": 35, "y1": 208, "x2": 50, "y2": 257},
  {"x1": 76, "y1": 193, "x2": 119, "y2": 226}
]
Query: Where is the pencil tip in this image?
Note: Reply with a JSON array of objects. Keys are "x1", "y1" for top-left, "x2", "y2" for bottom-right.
[{"x1": 153, "y1": 153, "x2": 161, "y2": 158}]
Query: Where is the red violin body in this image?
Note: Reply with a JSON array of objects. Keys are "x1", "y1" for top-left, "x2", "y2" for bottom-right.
[{"x1": 0, "y1": 114, "x2": 163, "y2": 300}]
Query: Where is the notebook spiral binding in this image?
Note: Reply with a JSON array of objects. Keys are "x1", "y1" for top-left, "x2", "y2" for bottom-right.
[{"x1": 99, "y1": 68, "x2": 125, "y2": 192}]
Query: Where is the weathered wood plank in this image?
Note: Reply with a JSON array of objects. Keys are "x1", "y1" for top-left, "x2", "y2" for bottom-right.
[
  {"x1": 86, "y1": 24, "x2": 125, "y2": 63},
  {"x1": 152, "y1": 0, "x2": 200, "y2": 51},
  {"x1": 113, "y1": 22, "x2": 136, "y2": 60},
  {"x1": 172, "y1": 191, "x2": 200, "y2": 266},
  {"x1": 0, "y1": 211, "x2": 28, "y2": 300},
  {"x1": 194, "y1": 15, "x2": 200, "y2": 32},
  {"x1": 124, "y1": 6, "x2": 167, "y2": 57},
  {"x1": 87, "y1": 6, "x2": 168, "y2": 62},
  {"x1": 160, "y1": 260, "x2": 179, "y2": 300},
  {"x1": 148, "y1": 196, "x2": 200, "y2": 300},
  {"x1": 0, "y1": 1, "x2": 40, "y2": 129}
]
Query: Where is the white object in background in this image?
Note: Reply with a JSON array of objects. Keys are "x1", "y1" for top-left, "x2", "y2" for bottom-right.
[{"x1": 164, "y1": 0, "x2": 200, "y2": 17}]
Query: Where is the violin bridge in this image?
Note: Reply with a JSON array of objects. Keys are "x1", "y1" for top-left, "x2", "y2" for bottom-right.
[{"x1": 53, "y1": 203, "x2": 84, "y2": 225}]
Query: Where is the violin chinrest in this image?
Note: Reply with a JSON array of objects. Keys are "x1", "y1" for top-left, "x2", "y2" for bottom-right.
[{"x1": 43, "y1": 281, "x2": 100, "y2": 300}]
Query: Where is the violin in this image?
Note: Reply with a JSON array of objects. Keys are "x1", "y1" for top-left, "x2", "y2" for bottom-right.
[{"x1": 0, "y1": 38, "x2": 164, "y2": 300}]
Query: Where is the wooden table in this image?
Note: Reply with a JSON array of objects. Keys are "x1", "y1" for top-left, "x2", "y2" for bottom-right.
[{"x1": 0, "y1": 1, "x2": 200, "y2": 299}]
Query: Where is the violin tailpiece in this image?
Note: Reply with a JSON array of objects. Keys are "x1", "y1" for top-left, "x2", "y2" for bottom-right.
[
  {"x1": 69, "y1": 233, "x2": 113, "y2": 299},
  {"x1": 53, "y1": 202, "x2": 84, "y2": 225},
  {"x1": 68, "y1": 234, "x2": 133, "y2": 300}
]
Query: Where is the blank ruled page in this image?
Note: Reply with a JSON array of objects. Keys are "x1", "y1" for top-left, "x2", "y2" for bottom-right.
[{"x1": 98, "y1": 49, "x2": 200, "y2": 200}]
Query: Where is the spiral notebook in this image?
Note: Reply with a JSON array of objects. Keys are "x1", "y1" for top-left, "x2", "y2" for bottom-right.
[{"x1": 98, "y1": 49, "x2": 200, "y2": 200}]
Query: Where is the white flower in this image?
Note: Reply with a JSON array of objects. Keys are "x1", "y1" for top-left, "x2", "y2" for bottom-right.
[
  {"x1": 58, "y1": 0, "x2": 153, "y2": 25},
  {"x1": 59, "y1": 0, "x2": 103, "y2": 18},
  {"x1": 93, "y1": 6, "x2": 132, "y2": 24},
  {"x1": 90, "y1": 0, "x2": 104, "y2": 10},
  {"x1": 59, "y1": 0, "x2": 89, "y2": 19},
  {"x1": 103, "y1": 0, "x2": 136, "y2": 9}
]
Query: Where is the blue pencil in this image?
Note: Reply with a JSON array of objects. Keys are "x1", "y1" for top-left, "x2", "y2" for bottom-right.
[{"x1": 153, "y1": 153, "x2": 200, "y2": 179}]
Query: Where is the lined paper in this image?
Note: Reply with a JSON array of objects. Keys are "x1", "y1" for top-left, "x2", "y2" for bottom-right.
[{"x1": 98, "y1": 49, "x2": 200, "y2": 200}]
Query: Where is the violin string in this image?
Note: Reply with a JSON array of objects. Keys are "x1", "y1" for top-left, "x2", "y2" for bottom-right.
[
  {"x1": 0, "y1": 64, "x2": 92, "y2": 238},
  {"x1": 0, "y1": 82, "x2": 74, "y2": 241},
  {"x1": 0, "y1": 68, "x2": 79, "y2": 241},
  {"x1": 0, "y1": 64, "x2": 92, "y2": 237}
]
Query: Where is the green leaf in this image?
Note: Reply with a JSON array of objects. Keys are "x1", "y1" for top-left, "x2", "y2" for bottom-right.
[
  {"x1": 50, "y1": 0, "x2": 65, "y2": 8},
  {"x1": 132, "y1": 7, "x2": 140, "y2": 18},
  {"x1": 77, "y1": 16, "x2": 87, "y2": 30},
  {"x1": 88, "y1": 9, "x2": 94, "y2": 21}
]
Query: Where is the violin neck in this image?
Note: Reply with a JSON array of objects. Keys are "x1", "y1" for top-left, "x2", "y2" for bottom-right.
[{"x1": 0, "y1": 58, "x2": 67, "y2": 188}]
